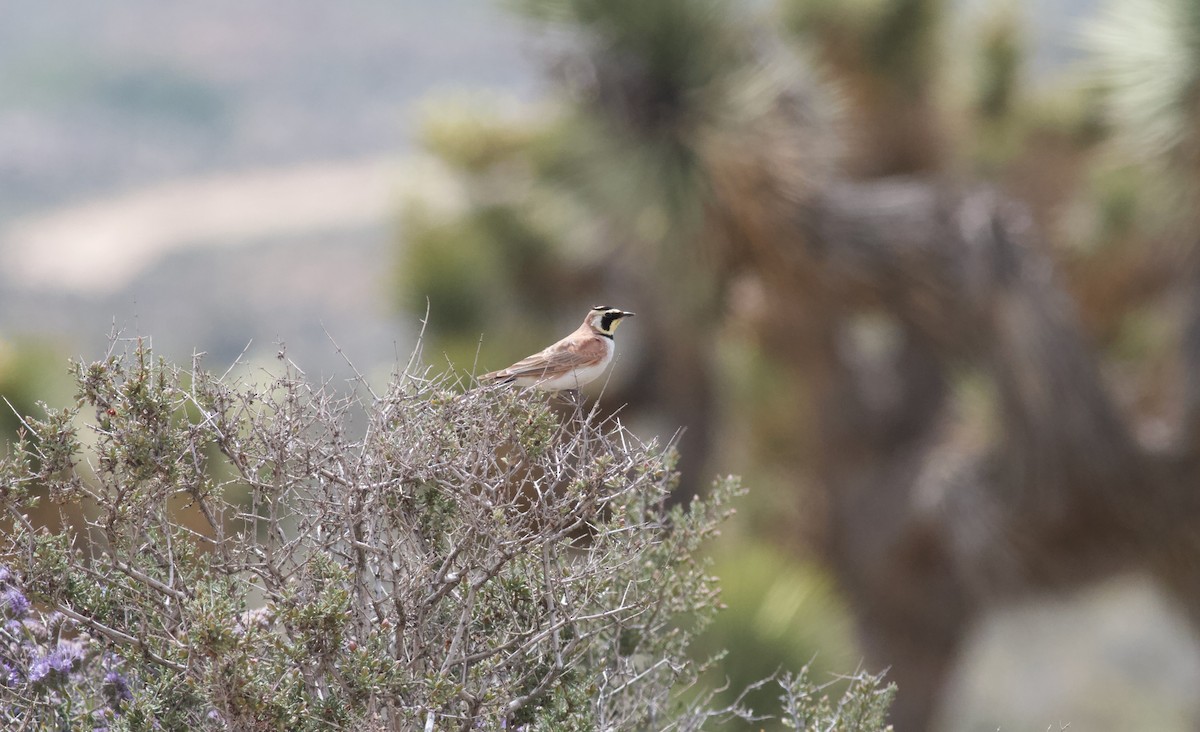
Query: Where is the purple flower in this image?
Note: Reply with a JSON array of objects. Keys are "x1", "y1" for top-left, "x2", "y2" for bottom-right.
[
  {"x1": 28, "y1": 641, "x2": 83, "y2": 685},
  {"x1": 0, "y1": 565, "x2": 13, "y2": 587},
  {"x1": 103, "y1": 669, "x2": 133, "y2": 706},
  {"x1": 54, "y1": 641, "x2": 84, "y2": 670},
  {"x1": 1, "y1": 588, "x2": 30, "y2": 619},
  {"x1": 28, "y1": 654, "x2": 51, "y2": 683},
  {"x1": 0, "y1": 660, "x2": 19, "y2": 687}
]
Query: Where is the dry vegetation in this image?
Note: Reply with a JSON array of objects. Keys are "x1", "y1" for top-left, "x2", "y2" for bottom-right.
[{"x1": 0, "y1": 337, "x2": 893, "y2": 730}]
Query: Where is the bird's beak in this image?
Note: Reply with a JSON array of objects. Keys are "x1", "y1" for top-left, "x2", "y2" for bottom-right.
[{"x1": 621, "y1": 311, "x2": 635, "y2": 318}]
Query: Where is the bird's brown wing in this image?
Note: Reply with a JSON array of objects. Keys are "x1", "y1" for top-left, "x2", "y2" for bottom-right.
[{"x1": 481, "y1": 335, "x2": 606, "y2": 382}]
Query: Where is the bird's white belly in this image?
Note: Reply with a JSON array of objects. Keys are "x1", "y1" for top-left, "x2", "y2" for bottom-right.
[{"x1": 518, "y1": 338, "x2": 615, "y2": 390}]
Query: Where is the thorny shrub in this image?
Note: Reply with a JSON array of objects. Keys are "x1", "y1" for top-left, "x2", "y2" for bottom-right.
[{"x1": 0, "y1": 337, "x2": 893, "y2": 730}]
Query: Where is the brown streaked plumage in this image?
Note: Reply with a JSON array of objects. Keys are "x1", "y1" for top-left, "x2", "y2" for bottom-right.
[{"x1": 479, "y1": 306, "x2": 635, "y2": 391}]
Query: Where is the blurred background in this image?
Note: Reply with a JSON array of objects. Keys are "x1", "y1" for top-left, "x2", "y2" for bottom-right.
[{"x1": 5, "y1": 0, "x2": 1200, "y2": 729}]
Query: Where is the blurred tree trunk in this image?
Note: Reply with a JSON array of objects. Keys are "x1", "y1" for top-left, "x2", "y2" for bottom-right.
[{"x1": 706, "y1": 160, "x2": 1166, "y2": 726}]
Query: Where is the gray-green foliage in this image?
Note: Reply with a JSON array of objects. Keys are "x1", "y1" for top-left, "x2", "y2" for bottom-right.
[
  {"x1": 1085, "y1": 0, "x2": 1200, "y2": 186},
  {"x1": 0, "y1": 338, "x2": 892, "y2": 730}
]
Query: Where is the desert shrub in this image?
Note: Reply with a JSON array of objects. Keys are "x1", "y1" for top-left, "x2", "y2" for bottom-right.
[{"x1": 0, "y1": 337, "x2": 892, "y2": 730}]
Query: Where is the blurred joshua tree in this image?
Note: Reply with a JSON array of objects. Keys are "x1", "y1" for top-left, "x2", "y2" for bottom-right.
[
  {"x1": 397, "y1": 0, "x2": 1200, "y2": 728},
  {"x1": 1085, "y1": 0, "x2": 1200, "y2": 630},
  {"x1": 1086, "y1": 0, "x2": 1200, "y2": 191},
  {"x1": 780, "y1": 0, "x2": 947, "y2": 175}
]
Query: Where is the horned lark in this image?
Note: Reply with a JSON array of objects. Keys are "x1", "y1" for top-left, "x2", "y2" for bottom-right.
[{"x1": 479, "y1": 306, "x2": 635, "y2": 391}]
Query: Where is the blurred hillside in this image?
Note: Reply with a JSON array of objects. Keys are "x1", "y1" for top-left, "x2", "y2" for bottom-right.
[
  {"x1": 0, "y1": 0, "x2": 535, "y2": 214},
  {"x1": 0, "y1": 0, "x2": 534, "y2": 370}
]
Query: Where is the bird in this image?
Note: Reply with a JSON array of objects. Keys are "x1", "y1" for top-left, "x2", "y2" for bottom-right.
[{"x1": 479, "y1": 305, "x2": 635, "y2": 391}]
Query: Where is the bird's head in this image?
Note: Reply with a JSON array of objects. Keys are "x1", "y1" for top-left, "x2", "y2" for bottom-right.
[{"x1": 587, "y1": 305, "x2": 635, "y2": 336}]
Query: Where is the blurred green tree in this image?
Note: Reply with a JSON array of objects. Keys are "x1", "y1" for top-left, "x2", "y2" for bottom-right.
[{"x1": 0, "y1": 338, "x2": 64, "y2": 448}]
